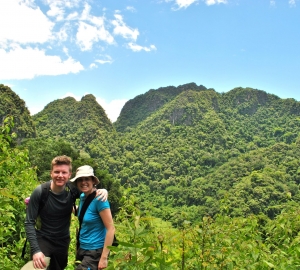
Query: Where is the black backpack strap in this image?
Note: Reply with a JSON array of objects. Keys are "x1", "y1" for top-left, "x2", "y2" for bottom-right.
[
  {"x1": 78, "y1": 191, "x2": 96, "y2": 223},
  {"x1": 76, "y1": 191, "x2": 96, "y2": 250},
  {"x1": 39, "y1": 181, "x2": 51, "y2": 214},
  {"x1": 66, "y1": 182, "x2": 78, "y2": 216}
]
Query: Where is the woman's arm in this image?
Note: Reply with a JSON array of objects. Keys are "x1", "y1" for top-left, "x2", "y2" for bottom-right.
[{"x1": 98, "y1": 209, "x2": 115, "y2": 269}]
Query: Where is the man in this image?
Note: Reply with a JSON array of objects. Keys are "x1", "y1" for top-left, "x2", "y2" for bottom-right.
[{"x1": 24, "y1": 155, "x2": 108, "y2": 270}]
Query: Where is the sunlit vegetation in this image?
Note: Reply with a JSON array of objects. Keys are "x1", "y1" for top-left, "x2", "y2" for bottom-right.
[{"x1": 1, "y1": 83, "x2": 300, "y2": 269}]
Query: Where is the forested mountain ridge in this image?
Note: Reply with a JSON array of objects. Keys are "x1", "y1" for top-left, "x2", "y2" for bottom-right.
[
  {"x1": 4, "y1": 84, "x2": 300, "y2": 269},
  {"x1": 32, "y1": 94, "x2": 113, "y2": 149},
  {"x1": 0, "y1": 88, "x2": 300, "y2": 270},
  {"x1": 0, "y1": 84, "x2": 36, "y2": 143},
  {"x1": 114, "y1": 82, "x2": 208, "y2": 132},
  {"x1": 107, "y1": 87, "x2": 300, "y2": 223},
  {"x1": 220, "y1": 87, "x2": 300, "y2": 116},
  {"x1": 1, "y1": 83, "x2": 300, "y2": 225}
]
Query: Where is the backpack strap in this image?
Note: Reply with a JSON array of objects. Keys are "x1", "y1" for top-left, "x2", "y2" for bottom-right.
[
  {"x1": 39, "y1": 181, "x2": 51, "y2": 214},
  {"x1": 76, "y1": 190, "x2": 96, "y2": 250},
  {"x1": 22, "y1": 181, "x2": 76, "y2": 258},
  {"x1": 66, "y1": 181, "x2": 78, "y2": 216}
]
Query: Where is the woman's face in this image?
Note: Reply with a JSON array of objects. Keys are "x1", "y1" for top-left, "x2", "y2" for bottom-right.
[{"x1": 76, "y1": 176, "x2": 95, "y2": 194}]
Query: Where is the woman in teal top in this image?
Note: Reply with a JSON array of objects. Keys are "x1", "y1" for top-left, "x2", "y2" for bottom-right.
[{"x1": 71, "y1": 165, "x2": 115, "y2": 270}]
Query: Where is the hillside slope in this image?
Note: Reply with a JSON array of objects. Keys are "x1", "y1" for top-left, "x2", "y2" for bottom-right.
[
  {"x1": 3, "y1": 84, "x2": 300, "y2": 224},
  {"x1": 114, "y1": 82, "x2": 208, "y2": 131},
  {"x1": 33, "y1": 94, "x2": 114, "y2": 149},
  {"x1": 108, "y1": 87, "x2": 300, "y2": 222},
  {"x1": 0, "y1": 84, "x2": 36, "y2": 143}
]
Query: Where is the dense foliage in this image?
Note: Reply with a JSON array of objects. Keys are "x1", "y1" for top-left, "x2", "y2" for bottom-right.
[
  {"x1": 32, "y1": 94, "x2": 113, "y2": 149},
  {"x1": 114, "y1": 83, "x2": 208, "y2": 132},
  {"x1": 1, "y1": 83, "x2": 300, "y2": 269},
  {"x1": 0, "y1": 84, "x2": 36, "y2": 143},
  {"x1": 97, "y1": 88, "x2": 300, "y2": 224},
  {"x1": 0, "y1": 116, "x2": 38, "y2": 269}
]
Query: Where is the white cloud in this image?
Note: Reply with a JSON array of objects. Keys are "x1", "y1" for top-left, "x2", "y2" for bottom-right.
[
  {"x1": 289, "y1": 0, "x2": 296, "y2": 7},
  {"x1": 76, "y1": 4, "x2": 114, "y2": 51},
  {"x1": 76, "y1": 21, "x2": 114, "y2": 51},
  {"x1": 63, "y1": 46, "x2": 69, "y2": 55},
  {"x1": 89, "y1": 63, "x2": 97, "y2": 69},
  {"x1": 47, "y1": 4, "x2": 65, "y2": 21},
  {"x1": 44, "y1": 0, "x2": 81, "y2": 10},
  {"x1": 95, "y1": 59, "x2": 112, "y2": 64},
  {"x1": 55, "y1": 24, "x2": 70, "y2": 42},
  {"x1": 204, "y1": 0, "x2": 227, "y2": 5},
  {"x1": 80, "y1": 2, "x2": 92, "y2": 20},
  {"x1": 29, "y1": 104, "x2": 47, "y2": 115},
  {"x1": 112, "y1": 14, "x2": 139, "y2": 41},
  {"x1": 96, "y1": 97, "x2": 128, "y2": 122},
  {"x1": 89, "y1": 56, "x2": 113, "y2": 68},
  {"x1": 128, "y1": 43, "x2": 157, "y2": 52},
  {"x1": 95, "y1": 55, "x2": 113, "y2": 64},
  {"x1": 76, "y1": 22, "x2": 100, "y2": 51},
  {"x1": 0, "y1": 0, "x2": 54, "y2": 45},
  {"x1": 126, "y1": 6, "x2": 137, "y2": 12},
  {"x1": 66, "y1": 11, "x2": 79, "y2": 20},
  {"x1": 0, "y1": 0, "x2": 153, "y2": 80},
  {"x1": 174, "y1": 0, "x2": 198, "y2": 9},
  {"x1": 0, "y1": 45, "x2": 84, "y2": 80}
]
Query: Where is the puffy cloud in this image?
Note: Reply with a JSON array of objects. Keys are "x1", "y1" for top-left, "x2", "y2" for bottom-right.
[
  {"x1": 96, "y1": 97, "x2": 128, "y2": 122},
  {"x1": 76, "y1": 21, "x2": 114, "y2": 51},
  {"x1": 126, "y1": 6, "x2": 137, "y2": 12},
  {"x1": 0, "y1": 45, "x2": 84, "y2": 80},
  {"x1": 66, "y1": 11, "x2": 79, "y2": 20},
  {"x1": 174, "y1": 0, "x2": 198, "y2": 9},
  {"x1": 112, "y1": 14, "x2": 139, "y2": 41},
  {"x1": 204, "y1": 0, "x2": 227, "y2": 5},
  {"x1": 289, "y1": 0, "x2": 296, "y2": 7},
  {"x1": 95, "y1": 55, "x2": 113, "y2": 64},
  {"x1": 76, "y1": 4, "x2": 114, "y2": 51},
  {"x1": 29, "y1": 104, "x2": 47, "y2": 116},
  {"x1": 44, "y1": 0, "x2": 81, "y2": 10},
  {"x1": 170, "y1": 0, "x2": 228, "y2": 8},
  {"x1": 0, "y1": 0, "x2": 54, "y2": 45},
  {"x1": 46, "y1": 3, "x2": 65, "y2": 21},
  {"x1": 89, "y1": 63, "x2": 97, "y2": 69},
  {"x1": 128, "y1": 43, "x2": 157, "y2": 52},
  {"x1": 0, "y1": 0, "x2": 154, "y2": 80}
]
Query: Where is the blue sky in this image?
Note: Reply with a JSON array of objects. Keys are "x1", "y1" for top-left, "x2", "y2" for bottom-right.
[{"x1": 0, "y1": 0, "x2": 299, "y2": 122}]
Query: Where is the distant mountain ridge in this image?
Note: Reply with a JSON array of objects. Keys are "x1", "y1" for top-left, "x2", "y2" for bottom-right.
[
  {"x1": 32, "y1": 94, "x2": 113, "y2": 148},
  {"x1": 114, "y1": 82, "x2": 208, "y2": 131},
  {"x1": 109, "y1": 86, "x2": 300, "y2": 220},
  {"x1": 2, "y1": 82, "x2": 300, "y2": 223}
]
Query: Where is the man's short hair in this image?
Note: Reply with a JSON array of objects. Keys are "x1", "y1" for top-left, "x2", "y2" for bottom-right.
[{"x1": 51, "y1": 155, "x2": 72, "y2": 172}]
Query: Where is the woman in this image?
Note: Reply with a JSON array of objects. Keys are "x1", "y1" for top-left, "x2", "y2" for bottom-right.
[{"x1": 70, "y1": 165, "x2": 115, "y2": 270}]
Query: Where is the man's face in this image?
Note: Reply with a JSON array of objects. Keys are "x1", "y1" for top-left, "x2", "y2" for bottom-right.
[{"x1": 50, "y1": 164, "x2": 72, "y2": 187}]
